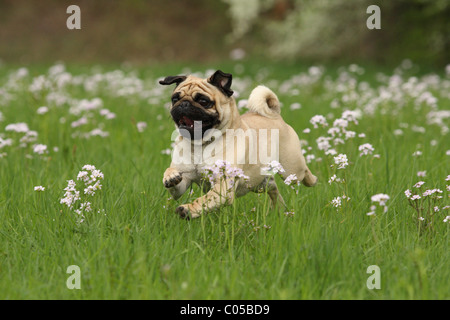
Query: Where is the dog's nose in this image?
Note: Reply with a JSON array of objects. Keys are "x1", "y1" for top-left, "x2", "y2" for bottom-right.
[{"x1": 179, "y1": 101, "x2": 191, "y2": 109}]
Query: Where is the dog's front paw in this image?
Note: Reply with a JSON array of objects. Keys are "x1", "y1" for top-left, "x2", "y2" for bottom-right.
[
  {"x1": 163, "y1": 169, "x2": 182, "y2": 188},
  {"x1": 176, "y1": 205, "x2": 201, "y2": 219},
  {"x1": 176, "y1": 205, "x2": 190, "y2": 219}
]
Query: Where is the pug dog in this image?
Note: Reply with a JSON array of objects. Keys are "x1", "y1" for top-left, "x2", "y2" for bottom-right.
[{"x1": 159, "y1": 70, "x2": 317, "y2": 219}]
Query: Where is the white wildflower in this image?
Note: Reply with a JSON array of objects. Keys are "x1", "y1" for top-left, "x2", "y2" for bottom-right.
[
  {"x1": 328, "y1": 174, "x2": 343, "y2": 184},
  {"x1": 331, "y1": 197, "x2": 342, "y2": 208},
  {"x1": 32, "y1": 144, "x2": 48, "y2": 155},
  {"x1": 404, "y1": 189, "x2": 412, "y2": 198},
  {"x1": 358, "y1": 143, "x2": 374, "y2": 156},
  {"x1": 341, "y1": 110, "x2": 361, "y2": 124},
  {"x1": 290, "y1": 103, "x2": 301, "y2": 110},
  {"x1": 306, "y1": 154, "x2": 315, "y2": 164},
  {"x1": 203, "y1": 160, "x2": 249, "y2": 187},
  {"x1": 284, "y1": 211, "x2": 295, "y2": 217},
  {"x1": 137, "y1": 121, "x2": 147, "y2": 132},
  {"x1": 417, "y1": 171, "x2": 426, "y2": 177},
  {"x1": 413, "y1": 181, "x2": 425, "y2": 188},
  {"x1": 333, "y1": 154, "x2": 348, "y2": 169},
  {"x1": 333, "y1": 118, "x2": 348, "y2": 128},
  {"x1": 0, "y1": 137, "x2": 13, "y2": 149},
  {"x1": 82, "y1": 164, "x2": 96, "y2": 171},
  {"x1": 345, "y1": 131, "x2": 356, "y2": 140},
  {"x1": 262, "y1": 160, "x2": 285, "y2": 175},
  {"x1": 5, "y1": 122, "x2": 29, "y2": 133},
  {"x1": 37, "y1": 106, "x2": 49, "y2": 115},
  {"x1": 422, "y1": 188, "x2": 443, "y2": 198},
  {"x1": 371, "y1": 193, "x2": 390, "y2": 206},
  {"x1": 310, "y1": 115, "x2": 328, "y2": 128},
  {"x1": 19, "y1": 131, "x2": 38, "y2": 144},
  {"x1": 284, "y1": 174, "x2": 298, "y2": 186},
  {"x1": 316, "y1": 136, "x2": 331, "y2": 151}
]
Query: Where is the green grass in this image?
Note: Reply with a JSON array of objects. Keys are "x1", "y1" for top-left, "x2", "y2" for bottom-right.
[{"x1": 0, "y1": 61, "x2": 448, "y2": 299}]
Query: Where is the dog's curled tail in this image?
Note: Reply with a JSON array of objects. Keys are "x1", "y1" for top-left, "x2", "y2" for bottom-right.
[{"x1": 247, "y1": 85, "x2": 281, "y2": 118}]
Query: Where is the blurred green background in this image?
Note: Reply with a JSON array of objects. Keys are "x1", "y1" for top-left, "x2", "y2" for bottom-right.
[{"x1": 0, "y1": 0, "x2": 448, "y2": 66}]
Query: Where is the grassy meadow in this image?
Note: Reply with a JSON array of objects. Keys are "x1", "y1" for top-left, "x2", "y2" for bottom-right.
[{"x1": 0, "y1": 61, "x2": 448, "y2": 299}]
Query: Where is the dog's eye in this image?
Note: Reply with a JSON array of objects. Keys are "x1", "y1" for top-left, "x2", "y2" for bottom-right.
[
  {"x1": 196, "y1": 95, "x2": 213, "y2": 108},
  {"x1": 171, "y1": 94, "x2": 180, "y2": 104},
  {"x1": 198, "y1": 98, "x2": 209, "y2": 107}
]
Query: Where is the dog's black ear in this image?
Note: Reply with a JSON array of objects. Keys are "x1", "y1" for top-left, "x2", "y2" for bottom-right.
[
  {"x1": 208, "y1": 70, "x2": 233, "y2": 97},
  {"x1": 159, "y1": 75, "x2": 187, "y2": 86}
]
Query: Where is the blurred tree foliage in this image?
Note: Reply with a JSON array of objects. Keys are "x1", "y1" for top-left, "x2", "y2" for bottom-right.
[
  {"x1": 0, "y1": 0, "x2": 447, "y2": 65},
  {"x1": 223, "y1": 0, "x2": 449, "y2": 65},
  {"x1": 0, "y1": 0, "x2": 231, "y2": 64}
]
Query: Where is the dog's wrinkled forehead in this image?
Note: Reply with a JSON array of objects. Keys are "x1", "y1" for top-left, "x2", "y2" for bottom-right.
[
  {"x1": 160, "y1": 70, "x2": 234, "y2": 100},
  {"x1": 175, "y1": 76, "x2": 216, "y2": 99}
]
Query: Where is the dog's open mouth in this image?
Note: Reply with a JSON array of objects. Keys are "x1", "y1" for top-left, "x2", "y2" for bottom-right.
[
  {"x1": 178, "y1": 116, "x2": 195, "y2": 129},
  {"x1": 171, "y1": 106, "x2": 219, "y2": 139},
  {"x1": 178, "y1": 116, "x2": 213, "y2": 131}
]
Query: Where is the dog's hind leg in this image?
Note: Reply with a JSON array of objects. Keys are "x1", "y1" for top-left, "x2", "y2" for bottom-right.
[
  {"x1": 278, "y1": 127, "x2": 318, "y2": 187},
  {"x1": 301, "y1": 168, "x2": 318, "y2": 187},
  {"x1": 266, "y1": 176, "x2": 287, "y2": 209},
  {"x1": 254, "y1": 176, "x2": 286, "y2": 210}
]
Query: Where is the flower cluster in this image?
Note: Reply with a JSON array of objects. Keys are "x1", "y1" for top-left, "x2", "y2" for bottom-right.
[
  {"x1": 283, "y1": 173, "x2": 298, "y2": 186},
  {"x1": 284, "y1": 211, "x2": 295, "y2": 217},
  {"x1": 327, "y1": 148, "x2": 350, "y2": 211},
  {"x1": 201, "y1": 160, "x2": 249, "y2": 189},
  {"x1": 137, "y1": 121, "x2": 147, "y2": 133},
  {"x1": 367, "y1": 193, "x2": 390, "y2": 216},
  {"x1": 310, "y1": 115, "x2": 328, "y2": 129},
  {"x1": 331, "y1": 196, "x2": 341, "y2": 208},
  {"x1": 2, "y1": 121, "x2": 49, "y2": 159},
  {"x1": 328, "y1": 174, "x2": 344, "y2": 184},
  {"x1": 283, "y1": 173, "x2": 301, "y2": 194},
  {"x1": 404, "y1": 175, "x2": 449, "y2": 226},
  {"x1": 330, "y1": 195, "x2": 350, "y2": 209},
  {"x1": 247, "y1": 219, "x2": 272, "y2": 233},
  {"x1": 261, "y1": 160, "x2": 285, "y2": 176},
  {"x1": 60, "y1": 164, "x2": 104, "y2": 223},
  {"x1": 60, "y1": 180, "x2": 80, "y2": 209},
  {"x1": 308, "y1": 110, "x2": 363, "y2": 159},
  {"x1": 333, "y1": 154, "x2": 349, "y2": 170},
  {"x1": 358, "y1": 143, "x2": 375, "y2": 156}
]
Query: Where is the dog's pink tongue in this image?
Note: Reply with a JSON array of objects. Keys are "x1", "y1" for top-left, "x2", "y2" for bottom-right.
[{"x1": 182, "y1": 116, "x2": 194, "y2": 128}]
